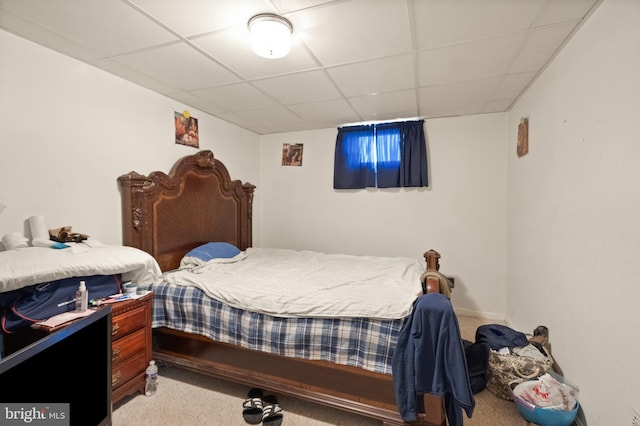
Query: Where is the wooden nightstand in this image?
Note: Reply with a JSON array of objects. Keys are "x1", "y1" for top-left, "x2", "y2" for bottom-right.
[{"x1": 110, "y1": 292, "x2": 153, "y2": 404}]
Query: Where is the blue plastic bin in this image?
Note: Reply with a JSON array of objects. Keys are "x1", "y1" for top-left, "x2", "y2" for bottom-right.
[{"x1": 511, "y1": 384, "x2": 579, "y2": 426}]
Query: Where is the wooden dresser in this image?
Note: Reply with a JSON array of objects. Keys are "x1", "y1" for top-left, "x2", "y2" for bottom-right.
[{"x1": 110, "y1": 292, "x2": 153, "y2": 404}]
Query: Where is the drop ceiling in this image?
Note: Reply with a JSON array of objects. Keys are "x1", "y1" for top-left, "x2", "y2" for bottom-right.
[{"x1": 0, "y1": 0, "x2": 602, "y2": 135}]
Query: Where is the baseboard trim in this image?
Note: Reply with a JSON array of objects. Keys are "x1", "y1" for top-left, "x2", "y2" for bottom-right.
[{"x1": 453, "y1": 307, "x2": 506, "y2": 322}]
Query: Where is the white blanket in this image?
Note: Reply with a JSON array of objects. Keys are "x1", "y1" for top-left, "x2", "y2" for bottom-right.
[
  {"x1": 0, "y1": 244, "x2": 162, "y2": 293},
  {"x1": 164, "y1": 247, "x2": 424, "y2": 319}
]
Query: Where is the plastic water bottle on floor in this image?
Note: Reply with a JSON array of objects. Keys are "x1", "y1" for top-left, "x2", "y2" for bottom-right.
[{"x1": 145, "y1": 360, "x2": 158, "y2": 396}]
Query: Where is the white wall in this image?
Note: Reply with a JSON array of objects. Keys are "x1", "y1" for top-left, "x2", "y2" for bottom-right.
[
  {"x1": 0, "y1": 31, "x2": 260, "y2": 245},
  {"x1": 258, "y1": 113, "x2": 509, "y2": 318},
  {"x1": 507, "y1": 0, "x2": 640, "y2": 424}
]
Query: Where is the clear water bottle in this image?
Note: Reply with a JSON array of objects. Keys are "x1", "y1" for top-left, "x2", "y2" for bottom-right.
[{"x1": 145, "y1": 360, "x2": 158, "y2": 396}]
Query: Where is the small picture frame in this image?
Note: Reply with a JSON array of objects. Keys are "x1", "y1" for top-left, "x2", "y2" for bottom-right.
[
  {"x1": 282, "y1": 143, "x2": 303, "y2": 166},
  {"x1": 517, "y1": 117, "x2": 528, "y2": 157},
  {"x1": 175, "y1": 111, "x2": 199, "y2": 148}
]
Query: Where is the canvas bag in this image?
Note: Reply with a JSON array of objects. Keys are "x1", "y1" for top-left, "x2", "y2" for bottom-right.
[
  {"x1": 476, "y1": 324, "x2": 554, "y2": 400},
  {"x1": 486, "y1": 349, "x2": 554, "y2": 400}
]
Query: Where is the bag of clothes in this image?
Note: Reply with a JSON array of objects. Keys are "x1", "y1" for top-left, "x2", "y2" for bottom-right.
[{"x1": 476, "y1": 324, "x2": 554, "y2": 400}]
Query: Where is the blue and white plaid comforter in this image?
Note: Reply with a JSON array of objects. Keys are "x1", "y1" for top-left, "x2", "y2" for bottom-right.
[{"x1": 151, "y1": 281, "x2": 407, "y2": 375}]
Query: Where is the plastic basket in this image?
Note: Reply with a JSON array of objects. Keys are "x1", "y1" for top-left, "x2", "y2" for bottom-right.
[{"x1": 511, "y1": 378, "x2": 579, "y2": 426}]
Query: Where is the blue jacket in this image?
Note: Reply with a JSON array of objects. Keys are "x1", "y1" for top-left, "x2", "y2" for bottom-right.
[{"x1": 392, "y1": 293, "x2": 475, "y2": 425}]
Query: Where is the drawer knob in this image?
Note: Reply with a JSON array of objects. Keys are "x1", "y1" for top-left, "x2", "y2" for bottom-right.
[
  {"x1": 112, "y1": 347, "x2": 121, "y2": 361},
  {"x1": 112, "y1": 371, "x2": 121, "y2": 386},
  {"x1": 112, "y1": 323, "x2": 120, "y2": 336}
]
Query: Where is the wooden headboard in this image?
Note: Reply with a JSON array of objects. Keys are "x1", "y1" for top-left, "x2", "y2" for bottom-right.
[{"x1": 117, "y1": 150, "x2": 255, "y2": 272}]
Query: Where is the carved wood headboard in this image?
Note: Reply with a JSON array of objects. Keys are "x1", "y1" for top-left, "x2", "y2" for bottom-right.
[{"x1": 117, "y1": 150, "x2": 255, "y2": 272}]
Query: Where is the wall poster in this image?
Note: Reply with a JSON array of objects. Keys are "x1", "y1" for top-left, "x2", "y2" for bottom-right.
[
  {"x1": 282, "y1": 143, "x2": 303, "y2": 166},
  {"x1": 175, "y1": 110, "x2": 199, "y2": 148}
]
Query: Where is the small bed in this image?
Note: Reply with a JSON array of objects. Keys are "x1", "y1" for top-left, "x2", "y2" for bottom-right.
[
  {"x1": 0, "y1": 243, "x2": 161, "y2": 350},
  {"x1": 117, "y1": 150, "x2": 459, "y2": 426}
]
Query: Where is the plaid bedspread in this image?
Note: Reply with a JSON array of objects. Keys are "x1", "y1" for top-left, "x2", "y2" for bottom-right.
[{"x1": 151, "y1": 281, "x2": 407, "y2": 375}]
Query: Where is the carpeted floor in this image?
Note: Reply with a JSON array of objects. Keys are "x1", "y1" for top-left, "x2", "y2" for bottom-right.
[{"x1": 112, "y1": 316, "x2": 528, "y2": 425}]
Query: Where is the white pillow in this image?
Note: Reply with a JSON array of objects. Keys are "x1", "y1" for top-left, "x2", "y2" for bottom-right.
[
  {"x1": 180, "y1": 242, "x2": 243, "y2": 268},
  {"x1": 2, "y1": 232, "x2": 29, "y2": 250}
]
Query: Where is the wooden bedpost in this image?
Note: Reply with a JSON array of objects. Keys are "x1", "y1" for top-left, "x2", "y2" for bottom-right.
[
  {"x1": 421, "y1": 395, "x2": 446, "y2": 426},
  {"x1": 424, "y1": 249, "x2": 441, "y2": 271},
  {"x1": 420, "y1": 249, "x2": 448, "y2": 426},
  {"x1": 423, "y1": 249, "x2": 442, "y2": 294}
]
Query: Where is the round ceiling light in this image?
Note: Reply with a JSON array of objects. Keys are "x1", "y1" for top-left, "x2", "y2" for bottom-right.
[{"x1": 248, "y1": 13, "x2": 293, "y2": 59}]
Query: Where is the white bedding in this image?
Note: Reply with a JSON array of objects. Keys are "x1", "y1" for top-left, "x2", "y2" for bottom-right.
[
  {"x1": 0, "y1": 243, "x2": 162, "y2": 293},
  {"x1": 163, "y1": 247, "x2": 424, "y2": 319}
]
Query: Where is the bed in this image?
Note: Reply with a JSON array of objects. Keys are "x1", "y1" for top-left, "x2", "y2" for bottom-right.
[
  {"x1": 117, "y1": 150, "x2": 461, "y2": 426},
  {"x1": 0, "y1": 243, "x2": 161, "y2": 349}
]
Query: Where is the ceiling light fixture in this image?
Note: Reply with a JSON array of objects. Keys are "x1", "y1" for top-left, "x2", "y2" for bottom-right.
[{"x1": 248, "y1": 13, "x2": 293, "y2": 59}]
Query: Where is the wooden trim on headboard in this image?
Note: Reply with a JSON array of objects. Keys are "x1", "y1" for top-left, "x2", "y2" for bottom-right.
[{"x1": 117, "y1": 150, "x2": 255, "y2": 272}]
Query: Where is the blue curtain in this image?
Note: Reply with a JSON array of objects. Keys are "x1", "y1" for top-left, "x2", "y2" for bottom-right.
[
  {"x1": 334, "y1": 120, "x2": 427, "y2": 189},
  {"x1": 333, "y1": 124, "x2": 375, "y2": 189},
  {"x1": 398, "y1": 120, "x2": 428, "y2": 187}
]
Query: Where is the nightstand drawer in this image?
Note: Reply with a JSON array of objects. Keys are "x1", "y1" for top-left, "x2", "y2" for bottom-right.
[
  {"x1": 109, "y1": 292, "x2": 153, "y2": 405},
  {"x1": 112, "y1": 328, "x2": 145, "y2": 364},
  {"x1": 112, "y1": 351, "x2": 146, "y2": 389},
  {"x1": 111, "y1": 306, "x2": 146, "y2": 339}
]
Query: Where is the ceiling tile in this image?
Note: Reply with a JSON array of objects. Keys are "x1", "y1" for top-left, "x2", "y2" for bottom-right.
[
  {"x1": 92, "y1": 58, "x2": 180, "y2": 94},
  {"x1": 292, "y1": 0, "x2": 412, "y2": 66},
  {"x1": 535, "y1": 0, "x2": 601, "y2": 26},
  {"x1": 129, "y1": 0, "x2": 271, "y2": 38},
  {"x1": 288, "y1": 99, "x2": 360, "y2": 126},
  {"x1": 190, "y1": 82, "x2": 280, "y2": 112},
  {"x1": 328, "y1": 54, "x2": 415, "y2": 97},
  {"x1": 224, "y1": 106, "x2": 303, "y2": 131},
  {"x1": 114, "y1": 42, "x2": 241, "y2": 90},
  {"x1": 417, "y1": 33, "x2": 526, "y2": 86},
  {"x1": 252, "y1": 70, "x2": 341, "y2": 105},
  {"x1": 418, "y1": 78, "x2": 500, "y2": 117},
  {"x1": 489, "y1": 72, "x2": 538, "y2": 101},
  {"x1": 509, "y1": 22, "x2": 576, "y2": 74},
  {"x1": 0, "y1": 0, "x2": 178, "y2": 56},
  {"x1": 270, "y1": 0, "x2": 336, "y2": 15},
  {"x1": 0, "y1": 8, "x2": 105, "y2": 61},
  {"x1": 348, "y1": 90, "x2": 418, "y2": 121},
  {"x1": 413, "y1": 0, "x2": 544, "y2": 49},
  {"x1": 165, "y1": 90, "x2": 226, "y2": 114},
  {"x1": 265, "y1": 120, "x2": 319, "y2": 133},
  {"x1": 483, "y1": 98, "x2": 514, "y2": 113},
  {"x1": 214, "y1": 111, "x2": 271, "y2": 134}
]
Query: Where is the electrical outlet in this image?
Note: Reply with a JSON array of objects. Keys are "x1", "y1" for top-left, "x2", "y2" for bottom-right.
[{"x1": 632, "y1": 408, "x2": 639, "y2": 426}]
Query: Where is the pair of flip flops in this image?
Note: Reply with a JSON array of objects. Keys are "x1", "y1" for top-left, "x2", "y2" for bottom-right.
[{"x1": 242, "y1": 388, "x2": 283, "y2": 426}]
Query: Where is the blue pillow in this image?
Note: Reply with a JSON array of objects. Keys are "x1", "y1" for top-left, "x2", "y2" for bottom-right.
[{"x1": 185, "y1": 242, "x2": 241, "y2": 262}]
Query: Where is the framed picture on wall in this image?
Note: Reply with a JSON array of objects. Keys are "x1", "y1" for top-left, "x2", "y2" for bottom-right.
[
  {"x1": 282, "y1": 143, "x2": 303, "y2": 166},
  {"x1": 517, "y1": 117, "x2": 528, "y2": 157},
  {"x1": 175, "y1": 111, "x2": 199, "y2": 148}
]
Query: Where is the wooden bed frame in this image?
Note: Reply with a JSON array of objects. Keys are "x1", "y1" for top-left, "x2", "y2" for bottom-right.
[{"x1": 118, "y1": 150, "x2": 447, "y2": 426}]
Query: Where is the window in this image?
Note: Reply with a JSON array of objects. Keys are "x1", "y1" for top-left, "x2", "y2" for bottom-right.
[{"x1": 333, "y1": 120, "x2": 428, "y2": 189}]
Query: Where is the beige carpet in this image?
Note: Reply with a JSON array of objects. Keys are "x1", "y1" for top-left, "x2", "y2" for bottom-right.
[{"x1": 112, "y1": 316, "x2": 528, "y2": 425}]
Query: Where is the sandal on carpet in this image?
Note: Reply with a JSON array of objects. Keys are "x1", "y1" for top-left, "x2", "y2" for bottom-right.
[
  {"x1": 261, "y1": 394, "x2": 283, "y2": 426},
  {"x1": 242, "y1": 388, "x2": 264, "y2": 425}
]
